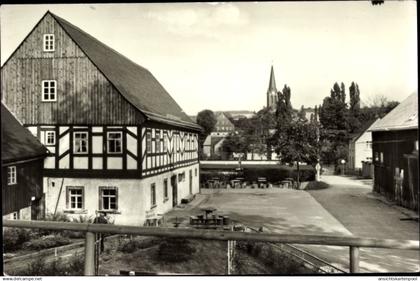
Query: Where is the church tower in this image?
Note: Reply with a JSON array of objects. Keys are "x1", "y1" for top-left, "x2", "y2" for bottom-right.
[{"x1": 267, "y1": 65, "x2": 278, "y2": 110}]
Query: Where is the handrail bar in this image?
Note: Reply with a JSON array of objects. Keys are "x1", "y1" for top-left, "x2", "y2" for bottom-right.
[{"x1": 3, "y1": 220, "x2": 419, "y2": 250}]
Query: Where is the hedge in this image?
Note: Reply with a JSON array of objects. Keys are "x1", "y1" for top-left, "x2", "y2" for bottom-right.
[{"x1": 201, "y1": 165, "x2": 315, "y2": 183}]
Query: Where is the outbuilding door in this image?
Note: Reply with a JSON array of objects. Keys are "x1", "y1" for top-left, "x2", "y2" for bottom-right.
[{"x1": 171, "y1": 175, "x2": 177, "y2": 207}]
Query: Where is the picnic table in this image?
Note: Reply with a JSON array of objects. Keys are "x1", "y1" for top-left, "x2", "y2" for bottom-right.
[{"x1": 200, "y1": 206, "x2": 217, "y2": 219}]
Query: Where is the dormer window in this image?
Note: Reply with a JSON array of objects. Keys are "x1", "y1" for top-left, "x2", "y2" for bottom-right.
[
  {"x1": 42, "y1": 80, "x2": 57, "y2": 101},
  {"x1": 43, "y1": 34, "x2": 55, "y2": 51}
]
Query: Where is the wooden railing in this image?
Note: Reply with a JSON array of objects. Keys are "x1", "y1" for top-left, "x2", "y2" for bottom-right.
[{"x1": 3, "y1": 220, "x2": 419, "y2": 275}]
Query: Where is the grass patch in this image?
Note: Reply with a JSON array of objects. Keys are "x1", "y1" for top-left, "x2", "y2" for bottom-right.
[
  {"x1": 10, "y1": 253, "x2": 84, "y2": 276},
  {"x1": 304, "y1": 181, "x2": 330, "y2": 190}
]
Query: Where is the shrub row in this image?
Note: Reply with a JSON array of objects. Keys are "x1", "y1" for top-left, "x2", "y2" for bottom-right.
[
  {"x1": 201, "y1": 166, "x2": 315, "y2": 183},
  {"x1": 12, "y1": 254, "x2": 84, "y2": 276}
]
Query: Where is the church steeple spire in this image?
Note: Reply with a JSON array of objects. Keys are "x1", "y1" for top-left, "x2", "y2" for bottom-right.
[
  {"x1": 267, "y1": 65, "x2": 278, "y2": 110},
  {"x1": 268, "y1": 65, "x2": 277, "y2": 93}
]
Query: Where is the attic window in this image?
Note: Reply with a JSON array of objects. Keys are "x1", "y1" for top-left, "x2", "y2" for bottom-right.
[{"x1": 43, "y1": 34, "x2": 55, "y2": 52}]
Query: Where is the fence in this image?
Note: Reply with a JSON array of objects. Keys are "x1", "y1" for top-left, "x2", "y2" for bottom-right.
[{"x1": 3, "y1": 220, "x2": 419, "y2": 275}]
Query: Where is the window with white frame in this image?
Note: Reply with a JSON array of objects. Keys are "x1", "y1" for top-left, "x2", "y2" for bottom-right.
[
  {"x1": 67, "y1": 186, "x2": 84, "y2": 210},
  {"x1": 74, "y1": 132, "x2": 88, "y2": 154},
  {"x1": 42, "y1": 80, "x2": 57, "y2": 101},
  {"x1": 151, "y1": 183, "x2": 156, "y2": 207},
  {"x1": 107, "y1": 132, "x2": 122, "y2": 154},
  {"x1": 146, "y1": 131, "x2": 152, "y2": 153},
  {"x1": 99, "y1": 187, "x2": 118, "y2": 211},
  {"x1": 7, "y1": 166, "x2": 17, "y2": 185},
  {"x1": 45, "y1": 130, "x2": 56, "y2": 146},
  {"x1": 43, "y1": 34, "x2": 55, "y2": 51}
]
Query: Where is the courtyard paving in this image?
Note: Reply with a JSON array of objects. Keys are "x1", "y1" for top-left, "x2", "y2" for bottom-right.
[{"x1": 164, "y1": 178, "x2": 419, "y2": 273}]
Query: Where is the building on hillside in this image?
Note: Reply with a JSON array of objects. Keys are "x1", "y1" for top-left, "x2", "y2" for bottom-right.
[
  {"x1": 224, "y1": 110, "x2": 256, "y2": 120},
  {"x1": 369, "y1": 93, "x2": 418, "y2": 210},
  {"x1": 202, "y1": 135, "x2": 227, "y2": 160},
  {"x1": 267, "y1": 65, "x2": 278, "y2": 111},
  {"x1": 347, "y1": 118, "x2": 380, "y2": 173},
  {"x1": 2, "y1": 103, "x2": 49, "y2": 220},
  {"x1": 1, "y1": 11, "x2": 201, "y2": 226},
  {"x1": 210, "y1": 112, "x2": 235, "y2": 136}
]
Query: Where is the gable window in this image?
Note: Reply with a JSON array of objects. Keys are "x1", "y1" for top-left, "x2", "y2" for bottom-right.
[
  {"x1": 163, "y1": 179, "x2": 168, "y2": 201},
  {"x1": 151, "y1": 183, "x2": 156, "y2": 207},
  {"x1": 107, "y1": 132, "x2": 122, "y2": 154},
  {"x1": 146, "y1": 131, "x2": 152, "y2": 153},
  {"x1": 43, "y1": 34, "x2": 55, "y2": 51},
  {"x1": 156, "y1": 131, "x2": 160, "y2": 153},
  {"x1": 42, "y1": 80, "x2": 57, "y2": 101},
  {"x1": 66, "y1": 186, "x2": 84, "y2": 210},
  {"x1": 99, "y1": 187, "x2": 118, "y2": 211},
  {"x1": 74, "y1": 132, "x2": 88, "y2": 154},
  {"x1": 45, "y1": 130, "x2": 56, "y2": 146},
  {"x1": 7, "y1": 166, "x2": 17, "y2": 185}
]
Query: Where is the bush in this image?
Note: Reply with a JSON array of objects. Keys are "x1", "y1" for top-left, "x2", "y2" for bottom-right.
[
  {"x1": 118, "y1": 237, "x2": 160, "y2": 253},
  {"x1": 3, "y1": 228, "x2": 35, "y2": 252},
  {"x1": 62, "y1": 215, "x2": 94, "y2": 238},
  {"x1": 157, "y1": 238, "x2": 196, "y2": 263},
  {"x1": 304, "y1": 181, "x2": 329, "y2": 190},
  {"x1": 17, "y1": 253, "x2": 84, "y2": 276},
  {"x1": 22, "y1": 235, "x2": 72, "y2": 250}
]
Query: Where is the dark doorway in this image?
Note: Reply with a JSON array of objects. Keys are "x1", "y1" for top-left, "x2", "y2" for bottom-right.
[
  {"x1": 189, "y1": 169, "x2": 193, "y2": 195},
  {"x1": 31, "y1": 195, "x2": 44, "y2": 220},
  {"x1": 171, "y1": 175, "x2": 177, "y2": 207}
]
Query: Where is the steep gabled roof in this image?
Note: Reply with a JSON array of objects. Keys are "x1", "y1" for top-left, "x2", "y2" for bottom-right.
[
  {"x1": 370, "y1": 93, "x2": 418, "y2": 132},
  {"x1": 1, "y1": 103, "x2": 49, "y2": 165},
  {"x1": 49, "y1": 12, "x2": 200, "y2": 131}
]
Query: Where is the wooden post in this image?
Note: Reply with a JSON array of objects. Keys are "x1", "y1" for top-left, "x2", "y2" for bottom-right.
[
  {"x1": 84, "y1": 231, "x2": 96, "y2": 276},
  {"x1": 349, "y1": 246, "x2": 360, "y2": 273}
]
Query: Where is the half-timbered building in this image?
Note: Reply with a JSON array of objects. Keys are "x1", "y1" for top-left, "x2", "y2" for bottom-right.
[
  {"x1": 1, "y1": 103, "x2": 49, "y2": 220},
  {"x1": 1, "y1": 11, "x2": 202, "y2": 225}
]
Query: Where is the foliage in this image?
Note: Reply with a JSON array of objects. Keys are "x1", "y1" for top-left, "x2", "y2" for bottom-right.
[
  {"x1": 118, "y1": 237, "x2": 160, "y2": 253},
  {"x1": 304, "y1": 181, "x2": 330, "y2": 190},
  {"x1": 236, "y1": 241, "x2": 312, "y2": 274},
  {"x1": 157, "y1": 238, "x2": 196, "y2": 263},
  {"x1": 16, "y1": 253, "x2": 84, "y2": 276},
  {"x1": 3, "y1": 228, "x2": 35, "y2": 252},
  {"x1": 196, "y1": 109, "x2": 217, "y2": 136},
  {"x1": 22, "y1": 235, "x2": 72, "y2": 250},
  {"x1": 196, "y1": 109, "x2": 217, "y2": 159}
]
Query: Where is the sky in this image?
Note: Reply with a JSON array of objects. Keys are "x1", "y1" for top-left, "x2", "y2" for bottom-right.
[{"x1": 0, "y1": 2, "x2": 417, "y2": 116}]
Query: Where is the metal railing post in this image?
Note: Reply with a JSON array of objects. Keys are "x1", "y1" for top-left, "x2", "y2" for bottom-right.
[
  {"x1": 349, "y1": 246, "x2": 360, "y2": 273},
  {"x1": 84, "y1": 231, "x2": 96, "y2": 276}
]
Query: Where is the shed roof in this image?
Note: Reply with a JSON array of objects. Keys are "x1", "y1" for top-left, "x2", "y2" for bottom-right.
[
  {"x1": 1, "y1": 104, "x2": 48, "y2": 165},
  {"x1": 50, "y1": 12, "x2": 200, "y2": 131},
  {"x1": 369, "y1": 93, "x2": 418, "y2": 132},
  {"x1": 350, "y1": 118, "x2": 380, "y2": 143}
]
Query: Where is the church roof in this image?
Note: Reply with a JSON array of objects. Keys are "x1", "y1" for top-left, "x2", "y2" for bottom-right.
[
  {"x1": 268, "y1": 65, "x2": 277, "y2": 93},
  {"x1": 49, "y1": 12, "x2": 201, "y2": 131}
]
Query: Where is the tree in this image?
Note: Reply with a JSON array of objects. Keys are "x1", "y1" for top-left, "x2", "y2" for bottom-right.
[
  {"x1": 196, "y1": 109, "x2": 217, "y2": 159},
  {"x1": 297, "y1": 105, "x2": 307, "y2": 121},
  {"x1": 319, "y1": 82, "x2": 349, "y2": 165},
  {"x1": 347, "y1": 82, "x2": 362, "y2": 133},
  {"x1": 273, "y1": 118, "x2": 319, "y2": 186}
]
